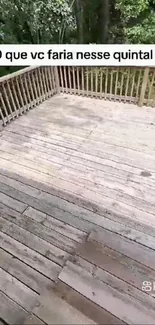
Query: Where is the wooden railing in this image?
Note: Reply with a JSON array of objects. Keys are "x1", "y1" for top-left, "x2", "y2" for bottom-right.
[
  {"x1": 58, "y1": 66, "x2": 155, "y2": 107},
  {"x1": 0, "y1": 66, "x2": 58, "y2": 126},
  {"x1": 0, "y1": 66, "x2": 155, "y2": 126}
]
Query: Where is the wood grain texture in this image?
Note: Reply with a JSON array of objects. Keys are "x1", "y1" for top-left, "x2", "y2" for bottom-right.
[
  {"x1": 1, "y1": 93, "x2": 155, "y2": 324},
  {"x1": 54, "y1": 280, "x2": 125, "y2": 325},
  {"x1": 76, "y1": 240, "x2": 155, "y2": 293},
  {"x1": 59, "y1": 260, "x2": 155, "y2": 324}
]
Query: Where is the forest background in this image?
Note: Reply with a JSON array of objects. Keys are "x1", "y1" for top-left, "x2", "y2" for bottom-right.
[{"x1": 0, "y1": 0, "x2": 154, "y2": 76}]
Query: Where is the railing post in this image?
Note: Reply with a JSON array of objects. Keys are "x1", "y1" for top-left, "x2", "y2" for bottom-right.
[
  {"x1": 138, "y1": 67, "x2": 149, "y2": 107},
  {"x1": 54, "y1": 66, "x2": 60, "y2": 93}
]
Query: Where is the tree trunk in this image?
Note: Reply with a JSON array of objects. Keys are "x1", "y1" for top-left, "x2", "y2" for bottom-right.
[
  {"x1": 75, "y1": 0, "x2": 84, "y2": 43},
  {"x1": 100, "y1": 0, "x2": 110, "y2": 43}
]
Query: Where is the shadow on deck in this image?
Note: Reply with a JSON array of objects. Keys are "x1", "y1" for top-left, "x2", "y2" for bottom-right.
[{"x1": 0, "y1": 93, "x2": 155, "y2": 324}]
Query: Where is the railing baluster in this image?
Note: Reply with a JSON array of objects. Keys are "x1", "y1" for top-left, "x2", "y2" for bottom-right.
[
  {"x1": 77, "y1": 66, "x2": 80, "y2": 95},
  {"x1": 105, "y1": 68, "x2": 108, "y2": 99},
  {"x1": 95, "y1": 68, "x2": 98, "y2": 98},
  {"x1": 41, "y1": 67, "x2": 48, "y2": 99},
  {"x1": 59, "y1": 67, "x2": 64, "y2": 92},
  {"x1": 125, "y1": 68, "x2": 130, "y2": 101},
  {"x1": 38, "y1": 67, "x2": 45, "y2": 101},
  {"x1": 24, "y1": 73, "x2": 32, "y2": 107},
  {"x1": 35, "y1": 69, "x2": 42, "y2": 102},
  {"x1": 100, "y1": 68, "x2": 103, "y2": 99},
  {"x1": 91, "y1": 67, "x2": 93, "y2": 97},
  {"x1": 11, "y1": 79, "x2": 20, "y2": 115},
  {"x1": 138, "y1": 67, "x2": 149, "y2": 107},
  {"x1": 119, "y1": 69, "x2": 124, "y2": 100},
  {"x1": 20, "y1": 75, "x2": 29, "y2": 111},
  {"x1": 6, "y1": 81, "x2": 18, "y2": 117},
  {"x1": 86, "y1": 67, "x2": 89, "y2": 96},
  {"x1": 2, "y1": 82, "x2": 14, "y2": 119},
  {"x1": 130, "y1": 68, "x2": 136, "y2": 102},
  {"x1": 73, "y1": 67, "x2": 76, "y2": 94},
  {"x1": 147, "y1": 70, "x2": 155, "y2": 106},
  {"x1": 63, "y1": 66, "x2": 68, "y2": 93},
  {"x1": 51, "y1": 67, "x2": 57, "y2": 94},
  {"x1": 0, "y1": 93, "x2": 10, "y2": 123},
  {"x1": 16, "y1": 76, "x2": 25, "y2": 114},
  {"x1": 68, "y1": 67, "x2": 72, "y2": 94},
  {"x1": 114, "y1": 68, "x2": 119, "y2": 99},
  {"x1": 32, "y1": 71, "x2": 40, "y2": 104},
  {"x1": 47, "y1": 67, "x2": 54, "y2": 96},
  {"x1": 81, "y1": 67, "x2": 84, "y2": 96},
  {"x1": 109, "y1": 69, "x2": 113, "y2": 100},
  {"x1": 0, "y1": 107, "x2": 5, "y2": 125},
  {"x1": 44, "y1": 67, "x2": 51, "y2": 98},
  {"x1": 136, "y1": 69, "x2": 142, "y2": 101},
  {"x1": 27, "y1": 72, "x2": 36, "y2": 107}
]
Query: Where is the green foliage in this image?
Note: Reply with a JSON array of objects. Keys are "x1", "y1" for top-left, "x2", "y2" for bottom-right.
[
  {"x1": 116, "y1": 0, "x2": 155, "y2": 43},
  {"x1": 0, "y1": 0, "x2": 75, "y2": 44},
  {"x1": 116, "y1": 0, "x2": 150, "y2": 21},
  {"x1": 0, "y1": 0, "x2": 155, "y2": 78}
]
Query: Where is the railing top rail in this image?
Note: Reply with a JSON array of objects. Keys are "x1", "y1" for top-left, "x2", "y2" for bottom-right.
[{"x1": 0, "y1": 66, "x2": 39, "y2": 83}]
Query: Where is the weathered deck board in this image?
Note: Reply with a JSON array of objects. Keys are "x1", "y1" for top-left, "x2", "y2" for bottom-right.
[
  {"x1": 76, "y1": 240, "x2": 155, "y2": 293},
  {"x1": 59, "y1": 260, "x2": 155, "y2": 324},
  {"x1": 53, "y1": 280, "x2": 125, "y2": 325},
  {"x1": 1, "y1": 94, "x2": 155, "y2": 324},
  {"x1": 0, "y1": 248, "x2": 54, "y2": 294}
]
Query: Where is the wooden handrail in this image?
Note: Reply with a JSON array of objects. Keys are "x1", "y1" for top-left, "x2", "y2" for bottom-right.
[
  {"x1": 0, "y1": 66, "x2": 60, "y2": 126},
  {"x1": 0, "y1": 65, "x2": 154, "y2": 126}
]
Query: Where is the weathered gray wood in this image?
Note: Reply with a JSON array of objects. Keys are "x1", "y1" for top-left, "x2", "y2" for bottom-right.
[
  {"x1": 24, "y1": 207, "x2": 86, "y2": 243},
  {"x1": 0, "y1": 195, "x2": 96, "y2": 236},
  {"x1": 0, "y1": 291, "x2": 43, "y2": 325},
  {"x1": 32, "y1": 290, "x2": 96, "y2": 324},
  {"x1": 59, "y1": 261, "x2": 155, "y2": 324},
  {"x1": 89, "y1": 230, "x2": 155, "y2": 270},
  {"x1": 0, "y1": 178, "x2": 155, "y2": 250},
  {"x1": 138, "y1": 67, "x2": 149, "y2": 106},
  {"x1": 0, "y1": 267, "x2": 38, "y2": 312},
  {"x1": 0, "y1": 167, "x2": 155, "y2": 239},
  {"x1": 0, "y1": 291, "x2": 29, "y2": 325},
  {"x1": 0, "y1": 192, "x2": 27, "y2": 213},
  {"x1": 54, "y1": 280, "x2": 125, "y2": 325},
  {"x1": 73, "y1": 255, "x2": 155, "y2": 308},
  {"x1": 5, "y1": 120, "x2": 155, "y2": 176},
  {"x1": 1, "y1": 147, "x2": 155, "y2": 230},
  {"x1": 0, "y1": 248, "x2": 54, "y2": 294},
  {"x1": 76, "y1": 240, "x2": 155, "y2": 294},
  {"x1": 0, "y1": 231, "x2": 61, "y2": 280},
  {"x1": 0, "y1": 216, "x2": 70, "y2": 266},
  {"x1": 23, "y1": 315, "x2": 45, "y2": 325}
]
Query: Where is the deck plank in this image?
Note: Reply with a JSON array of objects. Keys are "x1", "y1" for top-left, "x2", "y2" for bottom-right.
[
  {"x1": 0, "y1": 248, "x2": 54, "y2": 294},
  {"x1": 1, "y1": 94, "x2": 155, "y2": 323},
  {"x1": 0, "y1": 291, "x2": 43, "y2": 325},
  {"x1": 0, "y1": 216, "x2": 69, "y2": 266},
  {"x1": 88, "y1": 230, "x2": 155, "y2": 270},
  {"x1": 0, "y1": 268, "x2": 38, "y2": 312},
  {"x1": 0, "y1": 167, "x2": 155, "y2": 238},
  {"x1": 54, "y1": 280, "x2": 125, "y2": 325},
  {"x1": 0, "y1": 152, "x2": 155, "y2": 228},
  {"x1": 72, "y1": 255, "x2": 155, "y2": 310},
  {"x1": 0, "y1": 210, "x2": 82, "y2": 254},
  {"x1": 59, "y1": 261, "x2": 155, "y2": 324},
  {"x1": 32, "y1": 290, "x2": 96, "y2": 325},
  {"x1": 0, "y1": 177, "x2": 155, "y2": 250},
  {"x1": 76, "y1": 240, "x2": 155, "y2": 293},
  {"x1": 0, "y1": 231, "x2": 61, "y2": 281}
]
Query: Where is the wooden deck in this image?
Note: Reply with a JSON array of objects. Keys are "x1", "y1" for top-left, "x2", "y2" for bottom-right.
[{"x1": 0, "y1": 93, "x2": 155, "y2": 324}]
